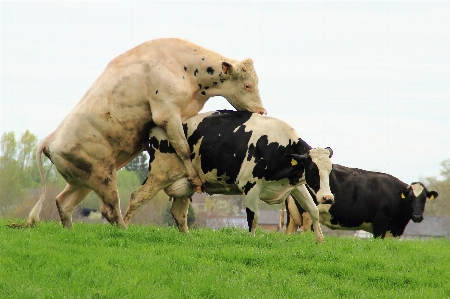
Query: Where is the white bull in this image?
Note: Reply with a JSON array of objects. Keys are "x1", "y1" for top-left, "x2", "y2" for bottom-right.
[{"x1": 27, "y1": 38, "x2": 266, "y2": 228}]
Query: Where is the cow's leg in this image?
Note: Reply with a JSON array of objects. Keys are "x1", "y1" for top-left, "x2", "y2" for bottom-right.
[
  {"x1": 170, "y1": 197, "x2": 190, "y2": 233},
  {"x1": 290, "y1": 185, "x2": 324, "y2": 243},
  {"x1": 372, "y1": 212, "x2": 390, "y2": 238},
  {"x1": 152, "y1": 112, "x2": 203, "y2": 193},
  {"x1": 245, "y1": 207, "x2": 258, "y2": 235},
  {"x1": 243, "y1": 192, "x2": 261, "y2": 236},
  {"x1": 285, "y1": 195, "x2": 302, "y2": 234},
  {"x1": 55, "y1": 184, "x2": 92, "y2": 228}
]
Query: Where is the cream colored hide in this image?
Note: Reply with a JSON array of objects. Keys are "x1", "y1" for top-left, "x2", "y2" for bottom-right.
[
  {"x1": 27, "y1": 38, "x2": 266, "y2": 228},
  {"x1": 283, "y1": 195, "x2": 313, "y2": 235}
]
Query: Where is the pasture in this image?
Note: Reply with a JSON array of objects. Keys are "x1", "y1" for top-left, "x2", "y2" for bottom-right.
[{"x1": 1, "y1": 220, "x2": 449, "y2": 298}]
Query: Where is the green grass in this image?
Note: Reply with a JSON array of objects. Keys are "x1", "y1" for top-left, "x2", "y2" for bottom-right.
[{"x1": 1, "y1": 219, "x2": 449, "y2": 299}]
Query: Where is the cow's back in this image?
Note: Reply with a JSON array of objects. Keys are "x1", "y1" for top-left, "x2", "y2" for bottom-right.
[{"x1": 183, "y1": 110, "x2": 307, "y2": 187}]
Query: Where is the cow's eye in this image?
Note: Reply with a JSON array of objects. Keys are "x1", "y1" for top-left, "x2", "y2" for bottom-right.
[{"x1": 245, "y1": 84, "x2": 251, "y2": 90}]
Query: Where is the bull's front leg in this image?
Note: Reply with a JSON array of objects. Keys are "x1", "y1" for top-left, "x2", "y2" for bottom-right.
[
  {"x1": 154, "y1": 114, "x2": 203, "y2": 193},
  {"x1": 290, "y1": 185, "x2": 324, "y2": 243}
]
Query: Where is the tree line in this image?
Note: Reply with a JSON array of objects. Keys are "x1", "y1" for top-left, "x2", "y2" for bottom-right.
[
  {"x1": 1, "y1": 130, "x2": 448, "y2": 224},
  {"x1": 0, "y1": 130, "x2": 195, "y2": 226}
]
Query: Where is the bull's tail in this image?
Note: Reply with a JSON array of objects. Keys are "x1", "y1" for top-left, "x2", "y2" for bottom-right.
[{"x1": 27, "y1": 139, "x2": 48, "y2": 226}]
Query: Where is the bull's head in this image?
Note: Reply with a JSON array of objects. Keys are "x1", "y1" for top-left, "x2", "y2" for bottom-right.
[
  {"x1": 398, "y1": 182, "x2": 438, "y2": 223},
  {"x1": 287, "y1": 147, "x2": 334, "y2": 204},
  {"x1": 220, "y1": 59, "x2": 267, "y2": 115}
]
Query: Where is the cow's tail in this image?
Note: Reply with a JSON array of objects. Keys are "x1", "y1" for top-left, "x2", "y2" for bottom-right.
[{"x1": 27, "y1": 139, "x2": 48, "y2": 226}]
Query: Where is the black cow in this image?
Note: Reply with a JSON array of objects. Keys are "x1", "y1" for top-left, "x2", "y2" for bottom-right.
[
  {"x1": 123, "y1": 110, "x2": 334, "y2": 243},
  {"x1": 283, "y1": 164, "x2": 438, "y2": 238}
]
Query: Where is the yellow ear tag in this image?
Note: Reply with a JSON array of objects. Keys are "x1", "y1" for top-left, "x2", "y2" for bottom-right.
[
  {"x1": 429, "y1": 195, "x2": 434, "y2": 200},
  {"x1": 291, "y1": 158, "x2": 298, "y2": 166},
  {"x1": 400, "y1": 193, "x2": 406, "y2": 199}
]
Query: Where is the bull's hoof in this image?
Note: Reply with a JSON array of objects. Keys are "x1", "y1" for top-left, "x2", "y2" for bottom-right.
[
  {"x1": 7, "y1": 222, "x2": 31, "y2": 229},
  {"x1": 123, "y1": 216, "x2": 131, "y2": 226}
]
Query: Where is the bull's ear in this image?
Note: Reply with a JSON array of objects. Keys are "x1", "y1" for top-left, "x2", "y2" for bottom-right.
[
  {"x1": 427, "y1": 191, "x2": 438, "y2": 200},
  {"x1": 222, "y1": 61, "x2": 233, "y2": 74},
  {"x1": 285, "y1": 154, "x2": 307, "y2": 167},
  {"x1": 325, "y1": 147, "x2": 333, "y2": 158},
  {"x1": 398, "y1": 189, "x2": 408, "y2": 199}
]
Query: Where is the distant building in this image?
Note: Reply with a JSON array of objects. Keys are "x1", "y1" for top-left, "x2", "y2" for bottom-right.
[
  {"x1": 401, "y1": 216, "x2": 450, "y2": 239},
  {"x1": 191, "y1": 193, "x2": 207, "y2": 212}
]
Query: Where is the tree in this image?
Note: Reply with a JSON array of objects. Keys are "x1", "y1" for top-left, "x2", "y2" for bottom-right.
[
  {"x1": 0, "y1": 132, "x2": 23, "y2": 215},
  {"x1": 0, "y1": 131, "x2": 70, "y2": 217},
  {"x1": 422, "y1": 158, "x2": 450, "y2": 217},
  {"x1": 117, "y1": 169, "x2": 141, "y2": 212},
  {"x1": 0, "y1": 132, "x2": 17, "y2": 170},
  {"x1": 124, "y1": 152, "x2": 149, "y2": 183},
  {"x1": 439, "y1": 159, "x2": 450, "y2": 180}
]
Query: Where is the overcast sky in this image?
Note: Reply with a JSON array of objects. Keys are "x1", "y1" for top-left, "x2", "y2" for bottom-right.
[{"x1": 1, "y1": 1, "x2": 449, "y2": 184}]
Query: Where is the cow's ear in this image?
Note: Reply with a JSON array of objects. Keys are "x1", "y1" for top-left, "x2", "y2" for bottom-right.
[
  {"x1": 222, "y1": 61, "x2": 233, "y2": 74},
  {"x1": 325, "y1": 147, "x2": 333, "y2": 158},
  {"x1": 285, "y1": 154, "x2": 307, "y2": 167},
  {"x1": 427, "y1": 191, "x2": 438, "y2": 200},
  {"x1": 398, "y1": 189, "x2": 408, "y2": 199}
]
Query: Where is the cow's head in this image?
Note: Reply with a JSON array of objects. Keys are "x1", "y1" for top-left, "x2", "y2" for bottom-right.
[
  {"x1": 287, "y1": 147, "x2": 334, "y2": 204},
  {"x1": 398, "y1": 182, "x2": 438, "y2": 223},
  {"x1": 220, "y1": 59, "x2": 267, "y2": 115}
]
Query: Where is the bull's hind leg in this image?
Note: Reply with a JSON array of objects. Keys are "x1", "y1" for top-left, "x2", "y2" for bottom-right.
[
  {"x1": 170, "y1": 197, "x2": 191, "y2": 233},
  {"x1": 285, "y1": 195, "x2": 301, "y2": 234},
  {"x1": 123, "y1": 177, "x2": 171, "y2": 225},
  {"x1": 301, "y1": 211, "x2": 313, "y2": 233},
  {"x1": 291, "y1": 185, "x2": 324, "y2": 243},
  {"x1": 80, "y1": 165, "x2": 125, "y2": 227},
  {"x1": 123, "y1": 144, "x2": 189, "y2": 225},
  {"x1": 55, "y1": 184, "x2": 92, "y2": 228}
]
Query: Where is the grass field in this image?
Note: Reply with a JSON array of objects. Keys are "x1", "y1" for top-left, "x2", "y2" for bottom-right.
[{"x1": 1, "y1": 219, "x2": 449, "y2": 299}]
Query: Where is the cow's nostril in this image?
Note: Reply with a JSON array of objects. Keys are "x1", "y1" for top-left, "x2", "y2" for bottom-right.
[{"x1": 412, "y1": 215, "x2": 423, "y2": 223}]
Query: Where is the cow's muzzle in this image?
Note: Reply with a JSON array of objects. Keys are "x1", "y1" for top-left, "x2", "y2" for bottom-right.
[
  {"x1": 321, "y1": 194, "x2": 334, "y2": 205},
  {"x1": 411, "y1": 214, "x2": 423, "y2": 223}
]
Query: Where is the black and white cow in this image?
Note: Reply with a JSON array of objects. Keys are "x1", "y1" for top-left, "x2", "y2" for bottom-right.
[
  {"x1": 123, "y1": 110, "x2": 334, "y2": 243},
  {"x1": 282, "y1": 164, "x2": 438, "y2": 238}
]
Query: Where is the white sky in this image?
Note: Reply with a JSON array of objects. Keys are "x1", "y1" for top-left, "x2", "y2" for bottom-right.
[{"x1": 1, "y1": 1, "x2": 449, "y2": 184}]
